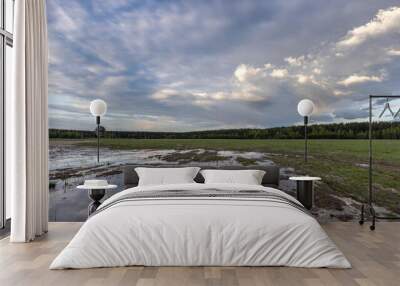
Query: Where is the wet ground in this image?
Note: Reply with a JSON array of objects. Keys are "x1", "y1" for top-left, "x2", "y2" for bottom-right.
[{"x1": 49, "y1": 145, "x2": 381, "y2": 222}]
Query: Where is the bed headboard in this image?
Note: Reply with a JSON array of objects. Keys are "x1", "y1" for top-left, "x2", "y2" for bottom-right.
[{"x1": 123, "y1": 165, "x2": 280, "y2": 189}]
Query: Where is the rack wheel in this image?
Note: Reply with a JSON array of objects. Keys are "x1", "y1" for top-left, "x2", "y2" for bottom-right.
[
  {"x1": 359, "y1": 220, "x2": 364, "y2": 225},
  {"x1": 370, "y1": 225, "x2": 375, "y2": 231}
]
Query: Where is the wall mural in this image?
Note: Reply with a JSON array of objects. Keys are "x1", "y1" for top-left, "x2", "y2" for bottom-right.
[{"x1": 47, "y1": 1, "x2": 400, "y2": 222}]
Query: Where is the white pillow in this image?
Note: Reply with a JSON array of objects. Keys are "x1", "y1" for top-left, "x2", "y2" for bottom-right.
[
  {"x1": 135, "y1": 167, "x2": 200, "y2": 186},
  {"x1": 200, "y1": 169, "x2": 266, "y2": 185}
]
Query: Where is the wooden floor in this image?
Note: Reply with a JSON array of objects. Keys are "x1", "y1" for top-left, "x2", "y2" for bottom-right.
[{"x1": 0, "y1": 222, "x2": 399, "y2": 286}]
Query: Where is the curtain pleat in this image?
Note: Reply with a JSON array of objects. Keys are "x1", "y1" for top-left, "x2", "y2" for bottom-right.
[{"x1": 10, "y1": 0, "x2": 49, "y2": 242}]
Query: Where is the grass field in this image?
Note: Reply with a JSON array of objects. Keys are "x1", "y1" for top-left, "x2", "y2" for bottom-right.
[
  {"x1": 52, "y1": 139, "x2": 400, "y2": 214},
  {"x1": 66, "y1": 138, "x2": 399, "y2": 162}
]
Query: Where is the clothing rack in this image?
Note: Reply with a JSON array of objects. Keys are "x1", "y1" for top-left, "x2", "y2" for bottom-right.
[{"x1": 359, "y1": 95, "x2": 400, "y2": 230}]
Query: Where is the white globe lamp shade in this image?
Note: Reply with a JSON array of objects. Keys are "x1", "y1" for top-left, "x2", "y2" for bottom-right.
[
  {"x1": 297, "y1": 99, "x2": 314, "y2": 117},
  {"x1": 90, "y1": 99, "x2": 107, "y2": 117}
]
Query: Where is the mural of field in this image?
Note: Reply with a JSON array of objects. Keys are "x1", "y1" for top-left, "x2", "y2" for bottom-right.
[{"x1": 49, "y1": 138, "x2": 400, "y2": 222}]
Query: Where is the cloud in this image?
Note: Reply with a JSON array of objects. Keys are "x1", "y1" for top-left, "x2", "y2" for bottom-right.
[
  {"x1": 151, "y1": 87, "x2": 263, "y2": 106},
  {"x1": 387, "y1": 49, "x2": 400, "y2": 56},
  {"x1": 285, "y1": 56, "x2": 305, "y2": 67},
  {"x1": 337, "y1": 6, "x2": 400, "y2": 48},
  {"x1": 47, "y1": 1, "x2": 400, "y2": 131},
  {"x1": 333, "y1": 90, "x2": 351, "y2": 97},
  {"x1": 333, "y1": 107, "x2": 369, "y2": 120},
  {"x1": 91, "y1": 0, "x2": 131, "y2": 14},
  {"x1": 312, "y1": 68, "x2": 322, "y2": 75},
  {"x1": 337, "y1": 74, "x2": 383, "y2": 86},
  {"x1": 234, "y1": 64, "x2": 262, "y2": 82},
  {"x1": 270, "y1": 68, "x2": 289, "y2": 78},
  {"x1": 296, "y1": 74, "x2": 319, "y2": 85}
]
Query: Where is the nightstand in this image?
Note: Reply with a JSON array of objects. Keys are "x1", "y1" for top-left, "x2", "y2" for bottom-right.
[
  {"x1": 289, "y1": 176, "x2": 321, "y2": 210},
  {"x1": 77, "y1": 180, "x2": 117, "y2": 216}
]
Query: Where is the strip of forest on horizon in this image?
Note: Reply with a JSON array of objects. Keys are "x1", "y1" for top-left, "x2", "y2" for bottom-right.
[{"x1": 49, "y1": 122, "x2": 400, "y2": 140}]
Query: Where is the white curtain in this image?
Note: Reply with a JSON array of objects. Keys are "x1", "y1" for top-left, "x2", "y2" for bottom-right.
[{"x1": 9, "y1": 0, "x2": 49, "y2": 242}]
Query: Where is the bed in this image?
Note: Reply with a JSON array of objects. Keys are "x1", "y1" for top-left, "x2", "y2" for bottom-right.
[{"x1": 50, "y1": 166, "x2": 350, "y2": 269}]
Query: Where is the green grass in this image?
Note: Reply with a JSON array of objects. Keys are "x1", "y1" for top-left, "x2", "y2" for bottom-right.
[
  {"x1": 156, "y1": 150, "x2": 229, "y2": 164},
  {"x1": 53, "y1": 138, "x2": 400, "y2": 161},
  {"x1": 51, "y1": 138, "x2": 400, "y2": 213}
]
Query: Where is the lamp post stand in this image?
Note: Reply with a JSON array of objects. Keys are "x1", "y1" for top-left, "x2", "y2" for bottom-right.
[
  {"x1": 304, "y1": 116, "x2": 308, "y2": 163},
  {"x1": 297, "y1": 99, "x2": 314, "y2": 163},
  {"x1": 96, "y1": 116, "x2": 100, "y2": 163},
  {"x1": 90, "y1": 99, "x2": 107, "y2": 164}
]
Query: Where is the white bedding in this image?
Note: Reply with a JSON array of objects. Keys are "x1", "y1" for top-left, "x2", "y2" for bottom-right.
[
  {"x1": 50, "y1": 183, "x2": 351, "y2": 269},
  {"x1": 200, "y1": 169, "x2": 265, "y2": 185}
]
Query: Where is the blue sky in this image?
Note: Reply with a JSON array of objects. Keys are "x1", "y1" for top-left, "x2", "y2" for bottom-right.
[{"x1": 47, "y1": 0, "x2": 400, "y2": 131}]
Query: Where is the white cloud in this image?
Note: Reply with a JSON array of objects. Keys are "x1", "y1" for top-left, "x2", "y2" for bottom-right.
[
  {"x1": 270, "y1": 68, "x2": 288, "y2": 78},
  {"x1": 313, "y1": 68, "x2": 322, "y2": 75},
  {"x1": 337, "y1": 6, "x2": 400, "y2": 48},
  {"x1": 150, "y1": 4, "x2": 397, "y2": 111},
  {"x1": 333, "y1": 90, "x2": 351, "y2": 97},
  {"x1": 151, "y1": 87, "x2": 263, "y2": 106},
  {"x1": 337, "y1": 74, "x2": 383, "y2": 86},
  {"x1": 296, "y1": 74, "x2": 313, "y2": 85},
  {"x1": 47, "y1": 1, "x2": 87, "y2": 34},
  {"x1": 263, "y1": 63, "x2": 274, "y2": 69},
  {"x1": 151, "y1": 89, "x2": 180, "y2": 100},
  {"x1": 234, "y1": 64, "x2": 261, "y2": 82},
  {"x1": 285, "y1": 56, "x2": 305, "y2": 66},
  {"x1": 48, "y1": 1, "x2": 400, "y2": 131},
  {"x1": 387, "y1": 49, "x2": 400, "y2": 56},
  {"x1": 91, "y1": 0, "x2": 131, "y2": 14},
  {"x1": 100, "y1": 76, "x2": 130, "y2": 91}
]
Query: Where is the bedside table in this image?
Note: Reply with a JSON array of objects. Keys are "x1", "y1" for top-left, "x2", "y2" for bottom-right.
[
  {"x1": 77, "y1": 181, "x2": 117, "y2": 216},
  {"x1": 289, "y1": 176, "x2": 321, "y2": 210}
]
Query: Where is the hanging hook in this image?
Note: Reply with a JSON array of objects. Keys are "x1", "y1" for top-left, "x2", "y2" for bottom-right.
[
  {"x1": 394, "y1": 106, "x2": 400, "y2": 119},
  {"x1": 378, "y1": 98, "x2": 394, "y2": 118}
]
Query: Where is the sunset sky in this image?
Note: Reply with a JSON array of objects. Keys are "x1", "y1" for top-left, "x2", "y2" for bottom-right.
[{"x1": 47, "y1": 0, "x2": 400, "y2": 131}]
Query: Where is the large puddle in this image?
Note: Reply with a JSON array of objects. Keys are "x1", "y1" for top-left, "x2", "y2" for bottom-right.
[{"x1": 49, "y1": 146, "x2": 275, "y2": 170}]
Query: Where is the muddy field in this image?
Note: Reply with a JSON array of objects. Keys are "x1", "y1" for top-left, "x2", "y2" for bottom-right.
[{"x1": 49, "y1": 140, "x2": 399, "y2": 222}]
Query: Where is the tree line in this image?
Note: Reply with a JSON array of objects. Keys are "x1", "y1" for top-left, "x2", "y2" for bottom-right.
[{"x1": 49, "y1": 121, "x2": 400, "y2": 140}]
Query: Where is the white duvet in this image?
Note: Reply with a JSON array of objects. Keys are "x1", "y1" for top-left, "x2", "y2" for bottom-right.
[{"x1": 50, "y1": 183, "x2": 351, "y2": 269}]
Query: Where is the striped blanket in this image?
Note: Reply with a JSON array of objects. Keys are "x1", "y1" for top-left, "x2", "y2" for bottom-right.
[{"x1": 92, "y1": 188, "x2": 310, "y2": 217}]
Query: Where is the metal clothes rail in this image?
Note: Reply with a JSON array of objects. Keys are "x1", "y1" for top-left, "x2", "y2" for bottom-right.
[{"x1": 359, "y1": 95, "x2": 400, "y2": 230}]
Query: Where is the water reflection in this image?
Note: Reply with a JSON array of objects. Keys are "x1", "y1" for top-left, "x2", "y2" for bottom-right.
[{"x1": 49, "y1": 146, "x2": 276, "y2": 222}]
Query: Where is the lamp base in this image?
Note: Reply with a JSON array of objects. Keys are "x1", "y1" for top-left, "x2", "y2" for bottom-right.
[{"x1": 88, "y1": 189, "x2": 105, "y2": 216}]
